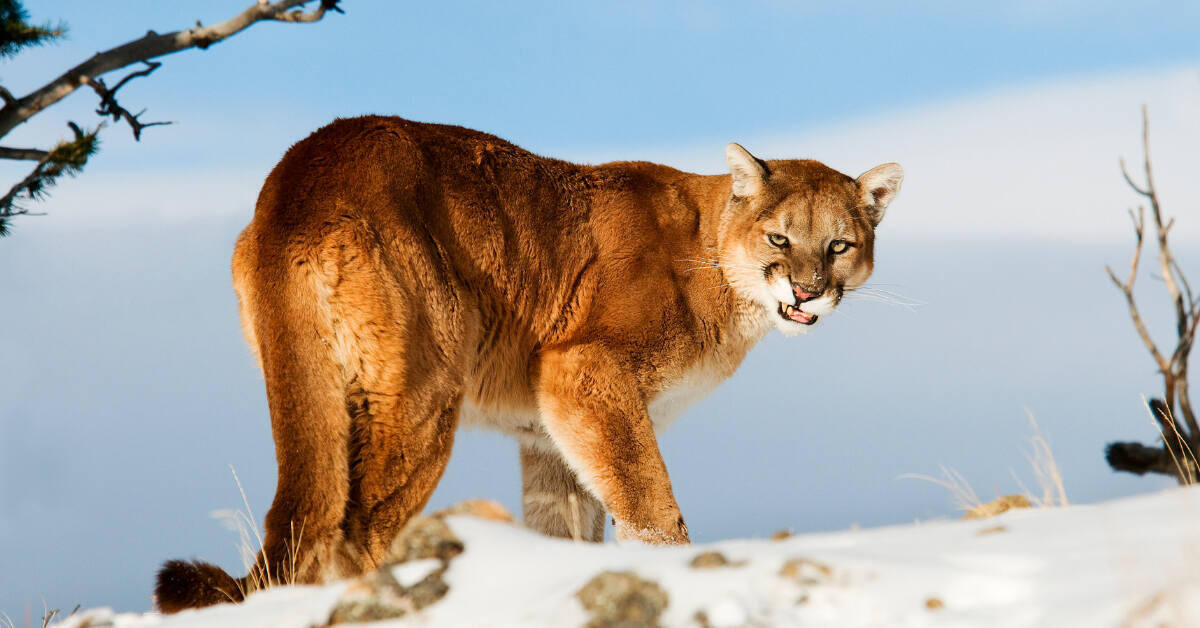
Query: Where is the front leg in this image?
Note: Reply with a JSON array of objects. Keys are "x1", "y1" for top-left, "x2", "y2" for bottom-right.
[{"x1": 535, "y1": 344, "x2": 689, "y2": 544}]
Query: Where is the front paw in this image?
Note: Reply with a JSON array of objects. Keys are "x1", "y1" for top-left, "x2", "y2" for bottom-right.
[{"x1": 614, "y1": 515, "x2": 689, "y2": 545}]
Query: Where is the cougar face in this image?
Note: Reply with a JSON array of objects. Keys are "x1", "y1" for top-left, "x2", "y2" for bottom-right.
[{"x1": 719, "y1": 143, "x2": 903, "y2": 335}]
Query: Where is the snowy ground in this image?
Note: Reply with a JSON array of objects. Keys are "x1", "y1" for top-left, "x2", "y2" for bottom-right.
[{"x1": 62, "y1": 486, "x2": 1200, "y2": 627}]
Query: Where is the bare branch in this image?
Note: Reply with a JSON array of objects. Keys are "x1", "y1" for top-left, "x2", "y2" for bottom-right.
[
  {"x1": 1119, "y1": 157, "x2": 1150, "y2": 197},
  {"x1": 1106, "y1": 205, "x2": 1171, "y2": 373},
  {"x1": 80, "y1": 61, "x2": 173, "y2": 140},
  {"x1": 1174, "y1": 259, "x2": 1195, "y2": 314},
  {"x1": 1108, "y1": 268, "x2": 1170, "y2": 374},
  {"x1": 0, "y1": 0, "x2": 342, "y2": 140},
  {"x1": 0, "y1": 86, "x2": 15, "y2": 107},
  {"x1": 0, "y1": 146, "x2": 49, "y2": 160},
  {"x1": 1108, "y1": 105, "x2": 1200, "y2": 481}
]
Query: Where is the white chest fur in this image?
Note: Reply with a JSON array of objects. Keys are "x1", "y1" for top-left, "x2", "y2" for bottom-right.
[
  {"x1": 462, "y1": 315, "x2": 765, "y2": 439},
  {"x1": 646, "y1": 364, "x2": 726, "y2": 434},
  {"x1": 460, "y1": 361, "x2": 729, "y2": 440}
]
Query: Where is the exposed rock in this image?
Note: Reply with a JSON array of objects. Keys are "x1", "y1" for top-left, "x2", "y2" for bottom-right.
[
  {"x1": 576, "y1": 570, "x2": 669, "y2": 628},
  {"x1": 779, "y1": 558, "x2": 833, "y2": 585},
  {"x1": 386, "y1": 515, "x2": 465, "y2": 564},
  {"x1": 770, "y1": 529, "x2": 793, "y2": 541},
  {"x1": 328, "y1": 569, "x2": 413, "y2": 624},
  {"x1": 964, "y1": 495, "x2": 1033, "y2": 520},
  {"x1": 689, "y1": 551, "x2": 746, "y2": 569},
  {"x1": 328, "y1": 565, "x2": 451, "y2": 624},
  {"x1": 404, "y1": 568, "x2": 451, "y2": 610},
  {"x1": 330, "y1": 498, "x2": 502, "y2": 625},
  {"x1": 925, "y1": 596, "x2": 945, "y2": 611}
]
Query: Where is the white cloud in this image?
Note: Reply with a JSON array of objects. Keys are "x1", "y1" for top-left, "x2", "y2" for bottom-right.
[{"x1": 633, "y1": 66, "x2": 1200, "y2": 242}]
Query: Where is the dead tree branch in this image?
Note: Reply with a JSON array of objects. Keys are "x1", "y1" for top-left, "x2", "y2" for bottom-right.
[
  {"x1": 1106, "y1": 106, "x2": 1200, "y2": 483},
  {"x1": 0, "y1": 0, "x2": 343, "y2": 233},
  {"x1": 80, "y1": 61, "x2": 172, "y2": 140},
  {"x1": 0, "y1": 0, "x2": 341, "y2": 140}
]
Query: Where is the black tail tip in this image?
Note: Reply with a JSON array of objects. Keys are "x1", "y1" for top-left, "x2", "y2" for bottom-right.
[{"x1": 155, "y1": 559, "x2": 243, "y2": 614}]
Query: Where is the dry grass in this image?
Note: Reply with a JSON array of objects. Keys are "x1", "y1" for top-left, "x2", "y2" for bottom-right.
[
  {"x1": 902, "y1": 413, "x2": 1069, "y2": 515},
  {"x1": 898, "y1": 465, "x2": 984, "y2": 514},
  {"x1": 210, "y1": 465, "x2": 305, "y2": 603},
  {"x1": 1011, "y1": 411, "x2": 1069, "y2": 508},
  {"x1": 1141, "y1": 395, "x2": 1200, "y2": 485}
]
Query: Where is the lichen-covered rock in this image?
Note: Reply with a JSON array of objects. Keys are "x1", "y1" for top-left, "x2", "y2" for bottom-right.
[
  {"x1": 576, "y1": 570, "x2": 669, "y2": 628},
  {"x1": 386, "y1": 515, "x2": 465, "y2": 564},
  {"x1": 688, "y1": 551, "x2": 745, "y2": 569},
  {"x1": 689, "y1": 551, "x2": 731, "y2": 568},
  {"x1": 328, "y1": 558, "x2": 452, "y2": 624},
  {"x1": 330, "y1": 499, "x2": 497, "y2": 625},
  {"x1": 328, "y1": 569, "x2": 413, "y2": 624},
  {"x1": 963, "y1": 494, "x2": 1032, "y2": 520},
  {"x1": 404, "y1": 568, "x2": 450, "y2": 610}
]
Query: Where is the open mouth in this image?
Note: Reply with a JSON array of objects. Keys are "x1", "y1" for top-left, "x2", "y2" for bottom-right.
[{"x1": 778, "y1": 302, "x2": 818, "y2": 325}]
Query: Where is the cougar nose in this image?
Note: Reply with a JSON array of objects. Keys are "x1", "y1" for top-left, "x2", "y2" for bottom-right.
[{"x1": 792, "y1": 283, "x2": 820, "y2": 302}]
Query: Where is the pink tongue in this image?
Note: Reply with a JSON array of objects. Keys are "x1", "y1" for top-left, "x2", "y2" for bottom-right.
[{"x1": 789, "y1": 309, "x2": 812, "y2": 322}]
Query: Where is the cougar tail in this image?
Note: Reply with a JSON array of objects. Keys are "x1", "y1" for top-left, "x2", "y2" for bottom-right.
[{"x1": 154, "y1": 559, "x2": 246, "y2": 613}]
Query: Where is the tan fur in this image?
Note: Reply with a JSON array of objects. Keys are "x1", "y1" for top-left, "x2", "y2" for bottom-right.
[{"x1": 158, "y1": 116, "x2": 902, "y2": 611}]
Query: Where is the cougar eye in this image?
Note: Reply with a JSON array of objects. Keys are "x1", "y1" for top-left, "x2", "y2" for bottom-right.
[
  {"x1": 768, "y1": 233, "x2": 789, "y2": 247},
  {"x1": 829, "y1": 240, "x2": 850, "y2": 254}
]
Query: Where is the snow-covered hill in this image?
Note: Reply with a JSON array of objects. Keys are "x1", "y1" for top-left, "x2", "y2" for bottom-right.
[{"x1": 62, "y1": 487, "x2": 1200, "y2": 627}]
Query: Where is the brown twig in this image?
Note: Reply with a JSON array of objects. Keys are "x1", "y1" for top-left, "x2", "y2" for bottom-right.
[{"x1": 80, "y1": 61, "x2": 172, "y2": 140}]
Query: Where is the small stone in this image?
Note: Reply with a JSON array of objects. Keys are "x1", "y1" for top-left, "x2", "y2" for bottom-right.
[
  {"x1": 977, "y1": 525, "x2": 1008, "y2": 536},
  {"x1": 770, "y1": 529, "x2": 793, "y2": 541},
  {"x1": 689, "y1": 551, "x2": 731, "y2": 568},
  {"x1": 576, "y1": 570, "x2": 669, "y2": 628},
  {"x1": 779, "y1": 558, "x2": 833, "y2": 585},
  {"x1": 925, "y1": 597, "x2": 945, "y2": 611},
  {"x1": 964, "y1": 495, "x2": 1032, "y2": 520}
]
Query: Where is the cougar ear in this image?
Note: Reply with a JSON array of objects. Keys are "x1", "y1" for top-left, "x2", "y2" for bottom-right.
[
  {"x1": 725, "y1": 143, "x2": 767, "y2": 198},
  {"x1": 856, "y1": 162, "x2": 904, "y2": 227}
]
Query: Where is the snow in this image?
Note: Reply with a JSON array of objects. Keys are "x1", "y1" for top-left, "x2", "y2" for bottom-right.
[{"x1": 60, "y1": 486, "x2": 1200, "y2": 627}]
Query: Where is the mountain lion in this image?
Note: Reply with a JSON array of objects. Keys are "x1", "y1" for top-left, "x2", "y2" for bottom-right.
[{"x1": 155, "y1": 116, "x2": 902, "y2": 612}]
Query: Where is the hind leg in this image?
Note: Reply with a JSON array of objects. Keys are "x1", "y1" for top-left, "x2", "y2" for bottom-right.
[
  {"x1": 249, "y1": 278, "x2": 361, "y2": 587},
  {"x1": 521, "y1": 443, "x2": 605, "y2": 542},
  {"x1": 342, "y1": 378, "x2": 464, "y2": 564},
  {"x1": 329, "y1": 247, "x2": 472, "y2": 565}
]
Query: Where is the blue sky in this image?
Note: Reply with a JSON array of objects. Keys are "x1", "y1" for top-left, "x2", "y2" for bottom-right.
[
  {"x1": 3, "y1": 0, "x2": 1200, "y2": 619},
  {"x1": 7, "y1": 1, "x2": 1200, "y2": 157}
]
